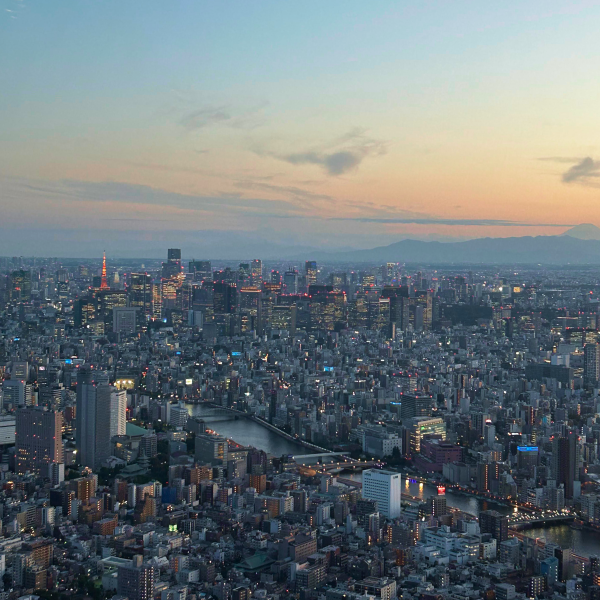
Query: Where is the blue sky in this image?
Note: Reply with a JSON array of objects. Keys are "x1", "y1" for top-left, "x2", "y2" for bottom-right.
[{"x1": 2, "y1": 1, "x2": 600, "y2": 256}]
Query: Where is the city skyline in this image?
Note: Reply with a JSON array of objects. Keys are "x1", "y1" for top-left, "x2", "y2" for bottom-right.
[{"x1": 3, "y1": 1, "x2": 600, "y2": 255}]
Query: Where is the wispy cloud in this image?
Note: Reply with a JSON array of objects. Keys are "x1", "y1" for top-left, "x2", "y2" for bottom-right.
[
  {"x1": 178, "y1": 101, "x2": 268, "y2": 132},
  {"x1": 329, "y1": 216, "x2": 571, "y2": 227},
  {"x1": 256, "y1": 128, "x2": 387, "y2": 176}
]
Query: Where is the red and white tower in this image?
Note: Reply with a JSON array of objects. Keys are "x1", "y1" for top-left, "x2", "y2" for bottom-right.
[{"x1": 100, "y1": 252, "x2": 109, "y2": 290}]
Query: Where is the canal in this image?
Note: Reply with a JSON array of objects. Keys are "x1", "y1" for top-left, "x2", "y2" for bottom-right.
[{"x1": 186, "y1": 404, "x2": 600, "y2": 557}]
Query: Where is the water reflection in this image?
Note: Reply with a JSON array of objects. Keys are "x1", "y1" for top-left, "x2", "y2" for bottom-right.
[
  {"x1": 186, "y1": 403, "x2": 309, "y2": 457},
  {"x1": 186, "y1": 405, "x2": 600, "y2": 557}
]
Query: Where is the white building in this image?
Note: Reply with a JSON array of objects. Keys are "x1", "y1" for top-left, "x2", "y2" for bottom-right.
[
  {"x1": 110, "y1": 389, "x2": 127, "y2": 439},
  {"x1": 362, "y1": 469, "x2": 401, "y2": 519}
]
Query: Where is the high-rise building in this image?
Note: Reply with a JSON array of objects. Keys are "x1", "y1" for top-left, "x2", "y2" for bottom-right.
[
  {"x1": 479, "y1": 510, "x2": 508, "y2": 544},
  {"x1": 16, "y1": 407, "x2": 63, "y2": 475},
  {"x1": 362, "y1": 469, "x2": 401, "y2": 519},
  {"x1": 283, "y1": 269, "x2": 298, "y2": 294},
  {"x1": 213, "y1": 282, "x2": 237, "y2": 314},
  {"x1": 129, "y1": 273, "x2": 152, "y2": 316},
  {"x1": 251, "y1": 259, "x2": 262, "y2": 285},
  {"x1": 117, "y1": 555, "x2": 155, "y2": 600},
  {"x1": 404, "y1": 417, "x2": 446, "y2": 456},
  {"x1": 553, "y1": 430, "x2": 580, "y2": 499},
  {"x1": 1, "y1": 379, "x2": 33, "y2": 408},
  {"x1": 189, "y1": 260, "x2": 212, "y2": 282},
  {"x1": 75, "y1": 368, "x2": 112, "y2": 470},
  {"x1": 10, "y1": 269, "x2": 32, "y2": 302},
  {"x1": 113, "y1": 306, "x2": 138, "y2": 335},
  {"x1": 194, "y1": 433, "x2": 228, "y2": 465},
  {"x1": 110, "y1": 389, "x2": 127, "y2": 439},
  {"x1": 305, "y1": 261, "x2": 317, "y2": 288},
  {"x1": 585, "y1": 343, "x2": 600, "y2": 383},
  {"x1": 427, "y1": 492, "x2": 447, "y2": 518},
  {"x1": 162, "y1": 249, "x2": 182, "y2": 279},
  {"x1": 400, "y1": 393, "x2": 434, "y2": 420}
]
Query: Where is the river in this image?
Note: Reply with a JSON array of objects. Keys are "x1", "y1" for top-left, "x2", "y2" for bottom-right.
[
  {"x1": 186, "y1": 403, "x2": 310, "y2": 456},
  {"x1": 186, "y1": 404, "x2": 600, "y2": 557}
]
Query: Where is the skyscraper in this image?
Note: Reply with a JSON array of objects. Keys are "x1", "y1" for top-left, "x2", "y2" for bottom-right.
[
  {"x1": 75, "y1": 368, "x2": 112, "y2": 470},
  {"x1": 16, "y1": 407, "x2": 63, "y2": 475},
  {"x1": 305, "y1": 261, "x2": 317, "y2": 288},
  {"x1": 362, "y1": 469, "x2": 401, "y2": 519},
  {"x1": 553, "y1": 430, "x2": 580, "y2": 499},
  {"x1": 189, "y1": 260, "x2": 212, "y2": 282},
  {"x1": 129, "y1": 273, "x2": 152, "y2": 316},
  {"x1": 110, "y1": 388, "x2": 127, "y2": 439},
  {"x1": 283, "y1": 269, "x2": 298, "y2": 294},
  {"x1": 585, "y1": 343, "x2": 600, "y2": 384},
  {"x1": 251, "y1": 259, "x2": 262, "y2": 285},
  {"x1": 162, "y1": 249, "x2": 182, "y2": 279}
]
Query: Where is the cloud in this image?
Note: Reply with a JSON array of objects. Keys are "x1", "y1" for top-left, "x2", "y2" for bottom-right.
[
  {"x1": 562, "y1": 157, "x2": 600, "y2": 185},
  {"x1": 329, "y1": 216, "x2": 571, "y2": 227},
  {"x1": 179, "y1": 106, "x2": 232, "y2": 130},
  {"x1": 538, "y1": 156, "x2": 600, "y2": 187},
  {"x1": 178, "y1": 101, "x2": 268, "y2": 131},
  {"x1": 537, "y1": 156, "x2": 585, "y2": 164},
  {"x1": 2, "y1": 177, "x2": 310, "y2": 219},
  {"x1": 259, "y1": 128, "x2": 387, "y2": 176}
]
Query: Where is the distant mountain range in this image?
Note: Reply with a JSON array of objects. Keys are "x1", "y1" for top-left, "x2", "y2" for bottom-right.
[{"x1": 317, "y1": 224, "x2": 600, "y2": 264}]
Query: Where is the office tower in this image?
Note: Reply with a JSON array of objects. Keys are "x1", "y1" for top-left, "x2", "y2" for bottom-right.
[
  {"x1": 270, "y1": 270, "x2": 281, "y2": 285},
  {"x1": 1, "y1": 379, "x2": 32, "y2": 408},
  {"x1": 381, "y1": 286, "x2": 410, "y2": 331},
  {"x1": 117, "y1": 555, "x2": 155, "y2": 600},
  {"x1": 100, "y1": 252, "x2": 109, "y2": 290},
  {"x1": 151, "y1": 281, "x2": 162, "y2": 319},
  {"x1": 95, "y1": 289, "x2": 128, "y2": 330},
  {"x1": 10, "y1": 269, "x2": 32, "y2": 302},
  {"x1": 239, "y1": 287, "x2": 261, "y2": 333},
  {"x1": 162, "y1": 249, "x2": 182, "y2": 279},
  {"x1": 283, "y1": 269, "x2": 298, "y2": 294},
  {"x1": 12, "y1": 361, "x2": 29, "y2": 381},
  {"x1": 16, "y1": 407, "x2": 63, "y2": 475},
  {"x1": 213, "y1": 282, "x2": 237, "y2": 314},
  {"x1": 194, "y1": 433, "x2": 228, "y2": 465},
  {"x1": 362, "y1": 469, "x2": 401, "y2": 519},
  {"x1": 553, "y1": 430, "x2": 580, "y2": 499},
  {"x1": 479, "y1": 510, "x2": 508, "y2": 543},
  {"x1": 110, "y1": 389, "x2": 127, "y2": 439},
  {"x1": 75, "y1": 369, "x2": 112, "y2": 470},
  {"x1": 585, "y1": 343, "x2": 600, "y2": 383},
  {"x1": 404, "y1": 417, "x2": 446, "y2": 456},
  {"x1": 414, "y1": 289, "x2": 433, "y2": 330},
  {"x1": 251, "y1": 259, "x2": 262, "y2": 285},
  {"x1": 305, "y1": 261, "x2": 317, "y2": 287},
  {"x1": 113, "y1": 307, "x2": 138, "y2": 335},
  {"x1": 189, "y1": 260, "x2": 212, "y2": 281},
  {"x1": 129, "y1": 273, "x2": 152, "y2": 316},
  {"x1": 400, "y1": 393, "x2": 434, "y2": 420}
]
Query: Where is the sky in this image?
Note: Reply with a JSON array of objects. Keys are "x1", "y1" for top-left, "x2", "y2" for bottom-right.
[{"x1": 2, "y1": 1, "x2": 600, "y2": 257}]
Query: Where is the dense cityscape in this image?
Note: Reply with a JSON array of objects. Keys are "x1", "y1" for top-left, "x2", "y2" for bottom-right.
[{"x1": 0, "y1": 250, "x2": 598, "y2": 600}]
